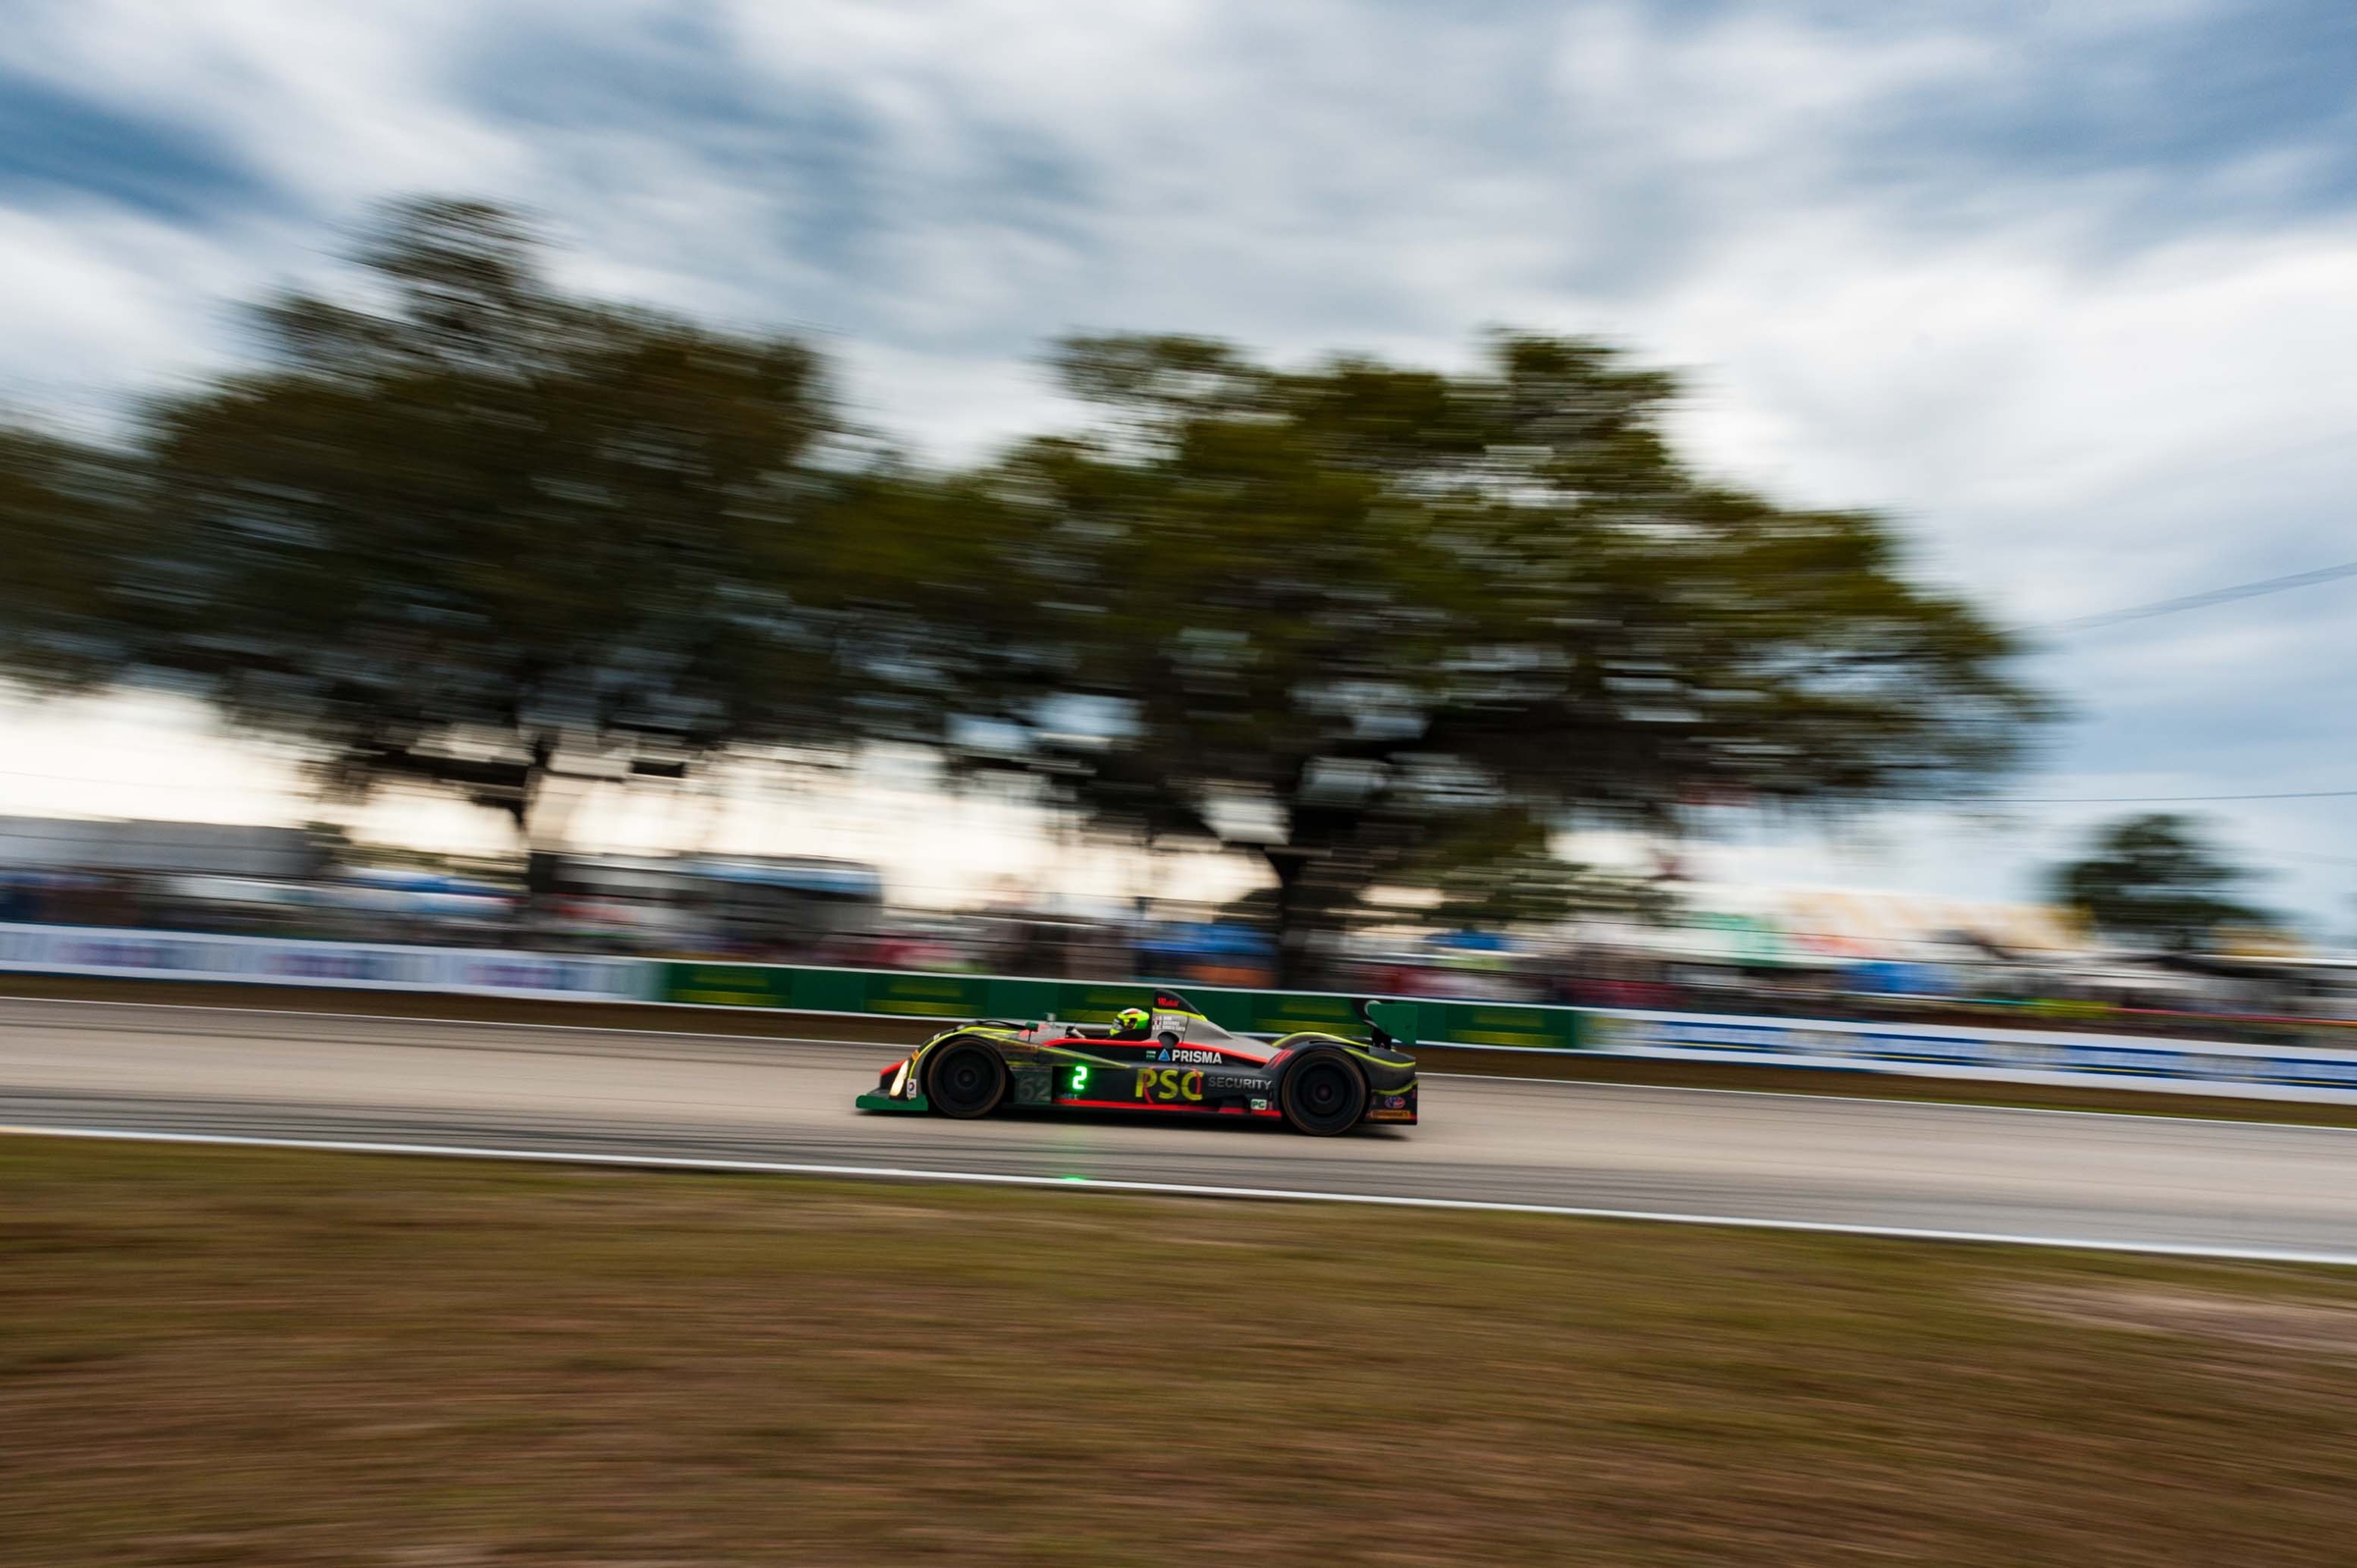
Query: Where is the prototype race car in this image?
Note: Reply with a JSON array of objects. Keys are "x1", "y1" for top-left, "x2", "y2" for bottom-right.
[{"x1": 854, "y1": 988, "x2": 1417, "y2": 1136}]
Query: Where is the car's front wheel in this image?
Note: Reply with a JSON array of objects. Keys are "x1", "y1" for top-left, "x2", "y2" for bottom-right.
[
  {"x1": 1279, "y1": 1050, "x2": 1366, "y2": 1136},
  {"x1": 926, "y1": 1038, "x2": 1009, "y2": 1119}
]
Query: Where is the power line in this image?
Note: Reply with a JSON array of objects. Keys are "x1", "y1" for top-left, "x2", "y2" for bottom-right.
[
  {"x1": 2046, "y1": 558, "x2": 2357, "y2": 634},
  {"x1": 2266, "y1": 846, "x2": 2357, "y2": 869}
]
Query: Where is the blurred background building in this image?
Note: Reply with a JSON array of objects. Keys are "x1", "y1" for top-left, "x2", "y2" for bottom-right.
[{"x1": 4, "y1": 803, "x2": 2349, "y2": 1046}]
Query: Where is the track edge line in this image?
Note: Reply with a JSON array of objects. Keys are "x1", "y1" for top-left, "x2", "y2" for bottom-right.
[{"x1": 6, "y1": 1121, "x2": 2354, "y2": 1270}]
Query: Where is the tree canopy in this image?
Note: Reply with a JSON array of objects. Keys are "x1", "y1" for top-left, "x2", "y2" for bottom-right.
[
  {"x1": 0, "y1": 199, "x2": 2049, "y2": 969},
  {"x1": 2049, "y1": 813, "x2": 2267, "y2": 951},
  {"x1": 925, "y1": 334, "x2": 2046, "y2": 976},
  {"x1": 7, "y1": 198, "x2": 885, "y2": 832},
  {"x1": 0, "y1": 424, "x2": 151, "y2": 689}
]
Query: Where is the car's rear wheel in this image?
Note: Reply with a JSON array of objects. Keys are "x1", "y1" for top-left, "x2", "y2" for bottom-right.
[
  {"x1": 927, "y1": 1039, "x2": 1008, "y2": 1118},
  {"x1": 1279, "y1": 1051, "x2": 1366, "y2": 1136}
]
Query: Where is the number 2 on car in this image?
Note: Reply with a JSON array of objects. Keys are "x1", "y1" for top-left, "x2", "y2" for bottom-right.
[{"x1": 1133, "y1": 1067, "x2": 1203, "y2": 1103}]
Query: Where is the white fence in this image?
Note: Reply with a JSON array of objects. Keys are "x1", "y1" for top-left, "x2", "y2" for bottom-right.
[
  {"x1": 0, "y1": 921, "x2": 653, "y2": 1003},
  {"x1": 1585, "y1": 1007, "x2": 2357, "y2": 1104}
]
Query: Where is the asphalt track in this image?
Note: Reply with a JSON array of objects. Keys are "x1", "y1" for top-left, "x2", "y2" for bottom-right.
[{"x1": 6, "y1": 997, "x2": 2357, "y2": 1263}]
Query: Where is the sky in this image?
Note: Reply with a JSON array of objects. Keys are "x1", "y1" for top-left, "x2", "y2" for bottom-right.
[{"x1": 3, "y1": 0, "x2": 2355, "y2": 932}]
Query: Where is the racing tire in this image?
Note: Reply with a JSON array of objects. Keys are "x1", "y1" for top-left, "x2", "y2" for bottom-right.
[
  {"x1": 1279, "y1": 1050, "x2": 1367, "y2": 1136},
  {"x1": 927, "y1": 1038, "x2": 1009, "y2": 1119}
]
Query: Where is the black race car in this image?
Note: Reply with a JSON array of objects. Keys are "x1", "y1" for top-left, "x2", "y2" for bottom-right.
[{"x1": 854, "y1": 989, "x2": 1417, "y2": 1136}]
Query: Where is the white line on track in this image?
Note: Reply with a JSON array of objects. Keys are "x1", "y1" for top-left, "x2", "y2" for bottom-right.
[{"x1": 9, "y1": 1121, "x2": 2355, "y2": 1270}]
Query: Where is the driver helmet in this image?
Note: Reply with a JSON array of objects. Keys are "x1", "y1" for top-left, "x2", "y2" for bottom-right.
[{"x1": 1114, "y1": 1007, "x2": 1150, "y2": 1035}]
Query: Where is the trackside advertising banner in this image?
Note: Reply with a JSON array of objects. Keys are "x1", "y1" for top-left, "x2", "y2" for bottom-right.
[
  {"x1": 12, "y1": 918, "x2": 2353, "y2": 1103},
  {"x1": 655, "y1": 965, "x2": 1597, "y2": 1053},
  {"x1": 0, "y1": 921, "x2": 654, "y2": 1003},
  {"x1": 1585, "y1": 1008, "x2": 2357, "y2": 1102},
  {"x1": 659, "y1": 961, "x2": 1451, "y2": 1045}
]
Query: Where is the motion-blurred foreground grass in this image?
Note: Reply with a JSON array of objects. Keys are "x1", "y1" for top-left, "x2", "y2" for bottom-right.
[{"x1": 5, "y1": 1140, "x2": 2356, "y2": 1566}]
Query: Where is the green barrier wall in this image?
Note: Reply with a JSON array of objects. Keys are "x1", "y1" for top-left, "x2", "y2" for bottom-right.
[
  {"x1": 656, "y1": 961, "x2": 1587, "y2": 1052},
  {"x1": 1419, "y1": 1000, "x2": 1582, "y2": 1052}
]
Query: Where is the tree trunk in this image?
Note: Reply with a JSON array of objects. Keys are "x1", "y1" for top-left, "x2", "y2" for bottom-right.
[{"x1": 1263, "y1": 845, "x2": 1320, "y2": 992}]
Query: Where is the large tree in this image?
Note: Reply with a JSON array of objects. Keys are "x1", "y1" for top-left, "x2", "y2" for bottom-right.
[
  {"x1": 0, "y1": 419, "x2": 166, "y2": 696},
  {"x1": 1, "y1": 219, "x2": 2048, "y2": 968},
  {"x1": 12, "y1": 198, "x2": 889, "y2": 838},
  {"x1": 932, "y1": 334, "x2": 2048, "y2": 981},
  {"x1": 2049, "y1": 814, "x2": 2267, "y2": 950}
]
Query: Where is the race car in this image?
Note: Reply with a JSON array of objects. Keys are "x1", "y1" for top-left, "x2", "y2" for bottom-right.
[{"x1": 854, "y1": 988, "x2": 1417, "y2": 1136}]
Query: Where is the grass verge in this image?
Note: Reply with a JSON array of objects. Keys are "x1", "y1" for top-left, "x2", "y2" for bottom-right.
[{"x1": 6, "y1": 1138, "x2": 2357, "y2": 1566}]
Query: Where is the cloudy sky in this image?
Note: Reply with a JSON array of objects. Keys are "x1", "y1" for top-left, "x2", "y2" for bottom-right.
[{"x1": 4, "y1": 0, "x2": 2355, "y2": 929}]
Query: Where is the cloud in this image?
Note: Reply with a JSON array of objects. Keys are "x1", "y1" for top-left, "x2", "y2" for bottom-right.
[
  {"x1": 0, "y1": 64, "x2": 273, "y2": 221},
  {"x1": 2, "y1": 0, "x2": 2354, "y2": 927},
  {"x1": 0, "y1": 205, "x2": 275, "y2": 426}
]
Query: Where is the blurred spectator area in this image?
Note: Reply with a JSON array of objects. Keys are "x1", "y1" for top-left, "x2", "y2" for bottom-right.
[
  {"x1": 0, "y1": 816, "x2": 320, "y2": 879},
  {"x1": 2, "y1": 812, "x2": 2353, "y2": 1045},
  {"x1": 0, "y1": 815, "x2": 323, "y2": 931},
  {"x1": 529, "y1": 852, "x2": 885, "y2": 957}
]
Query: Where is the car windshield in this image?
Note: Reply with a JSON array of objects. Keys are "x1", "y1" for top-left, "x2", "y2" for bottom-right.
[{"x1": 1160, "y1": 1010, "x2": 1242, "y2": 1045}]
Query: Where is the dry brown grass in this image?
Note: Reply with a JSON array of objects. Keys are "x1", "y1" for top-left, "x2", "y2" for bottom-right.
[
  {"x1": 6, "y1": 1137, "x2": 2357, "y2": 1566},
  {"x1": 2006, "y1": 1283, "x2": 2357, "y2": 1358}
]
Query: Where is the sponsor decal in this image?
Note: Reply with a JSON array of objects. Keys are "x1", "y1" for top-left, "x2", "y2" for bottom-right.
[{"x1": 1133, "y1": 1067, "x2": 1204, "y2": 1104}]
